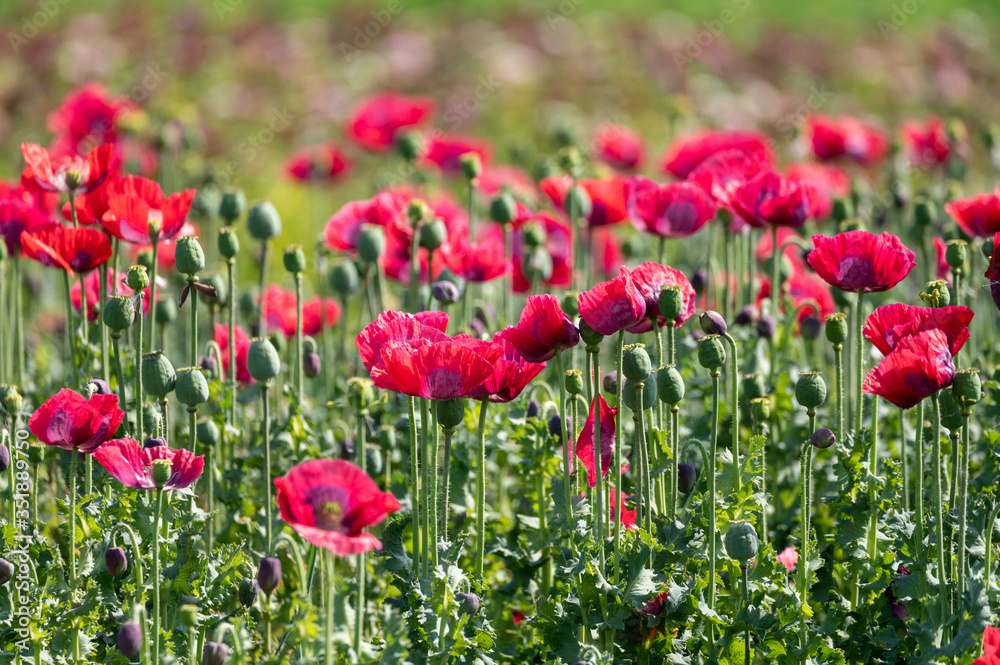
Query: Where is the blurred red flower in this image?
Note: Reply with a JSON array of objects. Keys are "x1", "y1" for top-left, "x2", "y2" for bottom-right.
[
  {"x1": 62, "y1": 181, "x2": 112, "y2": 226},
  {"x1": 624, "y1": 177, "x2": 716, "y2": 239},
  {"x1": 346, "y1": 93, "x2": 434, "y2": 151},
  {"x1": 608, "y1": 489, "x2": 637, "y2": 530},
  {"x1": 46, "y1": 83, "x2": 136, "y2": 158},
  {"x1": 21, "y1": 143, "x2": 115, "y2": 196},
  {"x1": 575, "y1": 394, "x2": 617, "y2": 487},
  {"x1": 283, "y1": 143, "x2": 352, "y2": 183},
  {"x1": 262, "y1": 286, "x2": 341, "y2": 337},
  {"x1": 902, "y1": 117, "x2": 950, "y2": 167},
  {"x1": 540, "y1": 175, "x2": 628, "y2": 227},
  {"x1": 944, "y1": 189, "x2": 1000, "y2": 239},
  {"x1": 626, "y1": 261, "x2": 696, "y2": 333},
  {"x1": 71, "y1": 269, "x2": 152, "y2": 323},
  {"x1": 422, "y1": 134, "x2": 491, "y2": 175},
  {"x1": 784, "y1": 163, "x2": 851, "y2": 220},
  {"x1": 758, "y1": 269, "x2": 835, "y2": 326},
  {"x1": 499, "y1": 294, "x2": 580, "y2": 363},
  {"x1": 932, "y1": 237, "x2": 951, "y2": 284},
  {"x1": 807, "y1": 231, "x2": 916, "y2": 293},
  {"x1": 578, "y1": 266, "x2": 646, "y2": 336},
  {"x1": 94, "y1": 438, "x2": 203, "y2": 490},
  {"x1": 21, "y1": 223, "x2": 111, "y2": 273},
  {"x1": 215, "y1": 323, "x2": 253, "y2": 385},
  {"x1": 732, "y1": 171, "x2": 818, "y2": 229},
  {"x1": 444, "y1": 235, "x2": 509, "y2": 283},
  {"x1": 973, "y1": 626, "x2": 1000, "y2": 665},
  {"x1": 592, "y1": 123, "x2": 646, "y2": 171},
  {"x1": 511, "y1": 211, "x2": 572, "y2": 293},
  {"x1": 275, "y1": 459, "x2": 401, "y2": 556},
  {"x1": 863, "y1": 303, "x2": 973, "y2": 357},
  {"x1": 804, "y1": 114, "x2": 887, "y2": 165},
  {"x1": 863, "y1": 329, "x2": 955, "y2": 409},
  {"x1": 660, "y1": 130, "x2": 773, "y2": 179},
  {"x1": 0, "y1": 189, "x2": 49, "y2": 253},
  {"x1": 688, "y1": 149, "x2": 769, "y2": 217},
  {"x1": 102, "y1": 175, "x2": 195, "y2": 243},
  {"x1": 28, "y1": 389, "x2": 125, "y2": 453}
]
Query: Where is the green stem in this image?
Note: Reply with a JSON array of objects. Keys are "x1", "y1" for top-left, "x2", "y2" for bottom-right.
[
  {"x1": 590, "y1": 347, "x2": 605, "y2": 567},
  {"x1": 723, "y1": 334, "x2": 740, "y2": 490},
  {"x1": 152, "y1": 488, "x2": 165, "y2": 661},
  {"x1": 613, "y1": 329, "x2": 625, "y2": 586},
  {"x1": 915, "y1": 401, "x2": 925, "y2": 561},
  {"x1": 671, "y1": 406, "x2": 680, "y2": 521},
  {"x1": 111, "y1": 334, "x2": 128, "y2": 426},
  {"x1": 259, "y1": 241, "x2": 269, "y2": 337},
  {"x1": 227, "y1": 259, "x2": 237, "y2": 429},
  {"x1": 556, "y1": 350, "x2": 572, "y2": 524},
  {"x1": 984, "y1": 501, "x2": 1000, "y2": 594},
  {"x1": 420, "y1": 397, "x2": 430, "y2": 579},
  {"x1": 742, "y1": 564, "x2": 751, "y2": 665},
  {"x1": 708, "y1": 370, "x2": 721, "y2": 621},
  {"x1": 295, "y1": 272, "x2": 303, "y2": 406},
  {"x1": 135, "y1": 295, "x2": 144, "y2": 446},
  {"x1": 440, "y1": 427, "x2": 453, "y2": 539},
  {"x1": 799, "y1": 443, "x2": 814, "y2": 656},
  {"x1": 63, "y1": 270, "x2": 80, "y2": 388},
  {"x1": 866, "y1": 396, "x2": 880, "y2": 564},
  {"x1": 770, "y1": 224, "x2": 780, "y2": 316},
  {"x1": 475, "y1": 398, "x2": 489, "y2": 579},
  {"x1": 957, "y1": 411, "x2": 971, "y2": 602},
  {"x1": 408, "y1": 222, "x2": 420, "y2": 314},
  {"x1": 148, "y1": 240, "x2": 159, "y2": 350},
  {"x1": 262, "y1": 384, "x2": 272, "y2": 554},
  {"x1": 68, "y1": 453, "x2": 78, "y2": 589},
  {"x1": 901, "y1": 407, "x2": 909, "y2": 512},
  {"x1": 408, "y1": 396, "x2": 421, "y2": 577},
  {"x1": 931, "y1": 392, "x2": 947, "y2": 643},
  {"x1": 355, "y1": 411, "x2": 367, "y2": 654},
  {"x1": 853, "y1": 290, "x2": 866, "y2": 439}
]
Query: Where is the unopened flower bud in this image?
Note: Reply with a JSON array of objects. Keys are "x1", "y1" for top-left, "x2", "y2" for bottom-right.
[
  {"x1": 105, "y1": 547, "x2": 128, "y2": 578},
  {"x1": 678, "y1": 462, "x2": 697, "y2": 493},
  {"x1": 810, "y1": 427, "x2": 836, "y2": 449},
  {"x1": 283, "y1": 245, "x2": 306, "y2": 274},
  {"x1": 247, "y1": 201, "x2": 282, "y2": 240},
  {"x1": 257, "y1": 557, "x2": 282, "y2": 596},
  {"x1": 699, "y1": 310, "x2": 727, "y2": 336},
  {"x1": 725, "y1": 520, "x2": 759, "y2": 563},
  {"x1": 117, "y1": 622, "x2": 143, "y2": 659}
]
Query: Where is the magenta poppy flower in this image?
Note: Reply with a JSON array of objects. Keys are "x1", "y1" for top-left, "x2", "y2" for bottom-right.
[
  {"x1": 592, "y1": 124, "x2": 645, "y2": 171},
  {"x1": 21, "y1": 223, "x2": 112, "y2": 274},
  {"x1": 444, "y1": 236, "x2": 509, "y2": 283},
  {"x1": 807, "y1": 231, "x2": 916, "y2": 293},
  {"x1": 21, "y1": 142, "x2": 115, "y2": 195},
  {"x1": 660, "y1": 130, "x2": 773, "y2": 179},
  {"x1": 626, "y1": 261, "x2": 696, "y2": 333},
  {"x1": 102, "y1": 175, "x2": 195, "y2": 243},
  {"x1": 575, "y1": 394, "x2": 617, "y2": 487},
  {"x1": 46, "y1": 83, "x2": 135, "y2": 157},
  {"x1": 784, "y1": 163, "x2": 851, "y2": 219},
  {"x1": 863, "y1": 303, "x2": 973, "y2": 357},
  {"x1": 863, "y1": 329, "x2": 955, "y2": 409},
  {"x1": 499, "y1": 294, "x2": 580, "y2": 363},
  {"x1": 902, "y1": 117, "x2": 950, "y2": 167},
  {"x1": 262, "y1": 286, "x2": 342, "y2": 337},
  {"x1": 283, "y1": 143, "x2": 352, "y2": 183},
  {"x1": 377, "y1": 337, "x2": 498, "y2": 400},
  {"x1": 422, "y1": 134, "x2": 491, "y2": 175},
  {"x1": 28, "y1": 389, "x2": 125, "y2": 454},
  {"x1": 986, "y1": 232, "x2": 1000, "y2": 311},
  {"x1": 346, "y1": 93, "x2": 434, "y2": 151},
  {"x1": 357, "y1": 311, "x2": 450, "y2": 375},
  {"x1": 777, "y1": 546, "x2": 799, "y2": 572},
  {"x1": 944, "y1": 189, "x2": 1000, "y2": 239},
  {"x1": 61, "y1": 180, "x2": 113, "y2": 226},
  {"x1": 0, "y1": 190, "x2": 49, "y2": 253},
  {"x1": 732, "y1": 170, "x2": 818, "y2": 229},
  {"x1": 578, "y1": 266, "x2": 646, "y2": 336},
  {"x1": 540, "y1": 175, "x2": 628, "y2": 227},
  {"x1": 93, "y1": 438, "x2": 203, "y2": 490},
  {"x1": 465, "y1": 334, "x2": 547, "y2": 403},
  {"x1": 688, "y1": 149, "x2": 769, "y2": 215},
  {"x1": 804, "y1": 114, "x2": 887, "y2": 165},
  {"x1": 275, "y1": 459, "x2": 401, "y2": 556},
  {"x1": 624, "y1": 177, "x2": 716, "y2": 239}
]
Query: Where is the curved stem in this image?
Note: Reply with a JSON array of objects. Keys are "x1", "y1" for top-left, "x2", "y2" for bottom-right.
[
  {"x1": 853, "y1": 289, "x2": 866, "y2": 439},
  {"x1": 475, "y1": 398, "x2": 489, "y2": 579}
]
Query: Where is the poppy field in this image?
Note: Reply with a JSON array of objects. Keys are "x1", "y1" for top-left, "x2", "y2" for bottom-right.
[{"x1": 4, "y1": 1, "x2": 1000, "y2": 664}]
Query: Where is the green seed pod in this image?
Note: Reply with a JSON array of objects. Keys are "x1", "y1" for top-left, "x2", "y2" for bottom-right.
[
  {"x1": 578, "y1": 319, "x2": 604, "y2": 348},
  {"x1": 179, "y1": 604, "x2": 199, "y2": 628},
  {"x1": 952, "y1": 368, "x2": 981, "y2": 413},
  {"x1": 824, "y1": 313, "x2": 848, "y2": 345},
  {"x1": 408, "y1": 200, "x2": 431, "y2": 225},
  {"x1": 330, "y1": 261, "x2": 360, "y2": 295},
  {"x1": 489, "y1": 192, "x2": 516, "y2": 224},
  {"x1": 397, "y1": 132, "x2": 423, "y2": 162},
  {"x1": 419, "y1": 219, "x2": 448, "y2": 251},
  {"x1": 750, "y1": 397, "x2": 770, "y2": 422},
  {"x1": 565, "y1": 185, "x2": 592, "y2": 219},
  {"x1": 724, "y1": 520, "x2": 759, "y2": 563},
  {"x1": 919, "y1": 280, "x2": 951, "y2": 308},
  {"x1": 218, "y1": 226, "x2": 240, "y2": 259},
  {"x1": 152, "y1": 459, "x2": 173, "y2": 487},
  {"x1": 365, "y1": 443, "x2": 383, "y2": 475},
  {"x1": 137, "y1": 248, "x2": 154, "y2": 271},
  {"x1": 522, "y1": 221, "x2": 546, "y2": 249},
  {"x1": 175, "y1": 367, "x2": 210, "y2": 406},
  {"x1": 561, "y1": 292, "x2": 579, "y2": 318},
  {"x1": 795, "y1": 371, "x2": 827, "y2": 409},
  {"x1": 103, "y1": 294, "x2": 136, "y2": 332},
  {"x1": 983, "y1": 237, "x2": 995, "y2": 260},
  {"x1": 742, "y1": 373, "x2": 766, "y2": 401},
  {"x1": 246, "y1": 201, "x2": 282, "y2": 240},
  {"x1": 197, "y1": 419, "x2": 220, "y2": 446},
  {"x1": 346, "y1": 377, "x2": 375, "y2": 412},
  {"x1": 697, "y1": 335, "x2": 726, "y2": 370},
  {"x1": 460, "y1": 152, "x2": 482, "y2": 180},
  {"x1": 155, "y1": 297, "x2": 177, "y2": 325},
  {"x1": 622, "y1": 377, "x2": 657, "y2": 411},
  {"x1": 622, "y1": 343, "x2": 651, "y2": 382},
  {"x1": 945, "y1": 239, "x2": 967, "y2": 271},
  {"x1": 659, "y1": 286, "x2": 684, "y2": 322},
  {"x1": 521, "y1": 247, "x2": 552, "y2": 282},
  {"x1": 175, "y1": 236, "x2": 206, "y2": 276},
  {"x1": 913, "y1": 198, "x2": 936, "y2": 228},
  {"x1": 126, "y1": 264, "x2": 149, "y2": 291},
  {"x1": 565, "y1": 369, "x2": 585, "y2": 396},
  {"x1": 0, "y1": 385, "x2": 24, "y2": 416},
  {"x1": 239, "y1": 578, "x2": 260, "y2": 609},
  {"x1": 437, "y1": 398, "x2": 465, "y2": 430},
  {"x1": 656, "y1": 365, "x2": 685, "y2": 405},
  {"x1": 357, "y1": 225, "x2": 386, "y2": 263},
  {"x1": 247, "y1": 338, "x2": 280, "y2": 382},
  {"x1": 283, "y1": 244, "x2": 306, "y2": 274},
  {"x1": 219, "y1": 188, "x2": 247, "y2": 222},
  {"x1": 142, "y1": 351, "x2": 176, "y2": 398},
  {"x1": 143, "y1": 404, "x2": 161, "y2": 437},
  {"x1": 831, "y1": 197, "x2": 853, "y2": 223}
]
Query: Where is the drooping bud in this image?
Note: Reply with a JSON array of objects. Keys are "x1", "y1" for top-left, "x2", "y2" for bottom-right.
[
  {"x1": 810, "y1": 427, "x2": 836, "y2": 449},
  {"x1": 678, "y1": 462, "x2": 697, "y2": 493},
  {"x1": 257, "y1": 557, "x2": 282, "y2": 596},
  {"x1": 144, "y1": 436, "x2": 166, "y2": 449},
  {"x1": 105, "y1": 547, "x2": 128, "y2": 578},
  {"x1": 800, "y1": 315, "x2": 822, "y2": 341},
  {"x1": 734, "y1": 305, "x2": 758, "y2": 327},
  {"x1": 303, "y1": 353, "x2": 321, "y2": 378},
  {"x1": 0, "y1": 444, "x2": 9, "y2": 474},
  {"x1": 602, "y1": 371, "x2": 619, "y2": 396},
  {"x1": 456, "y1": 591, "x2": 480, "y2": 616},
  {"x1": 239, "y1": 578, "x2": 260, "y2": 608},
  {"x1": 756, "y1": 315, "x2": 776, "y2": 340},
  {"x1": 116, "y1": 622, "x2": 143, "y2": 659},
  {"x1": 86, "y1": 379, "x2": 111, "y2": 397},
  {"x1": 203, "y1": 641, "x2": 230, "y2": 665},
  {"x1": 699, "y1": 310, "x2": 727, "y2": 336},
  {"x1": 432, "y1": 280, "x2": 461, "y2": 304}
]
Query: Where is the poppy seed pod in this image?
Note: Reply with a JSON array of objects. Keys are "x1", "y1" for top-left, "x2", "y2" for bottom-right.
[
  {"x1": 795, "y1": 371, "x2": 827, "y2": 409},
  {"x1": 919, "y1": 280, "x2": 950, "y2": 308},
  {"x1": 438, "y1": 399, "x2": 465, "y2": 430},
  {"x1": 357, "y1": 225, "x2": 386, "y2": 264},
  {"x1": 565, "y1": 185, "x2": 592, "y2": 218},
  {"x1": 303, "y1": 353, "x2": 321, "y2": 378},
  {"x1": 489, "y1": 192, "x2": 516, "y2": 224},
  {"x1": 239, "y1": 578, "x2": 260, "y2": 608},
  {"x1": 602, "y1": 371, "x2": 619, "y2": 396},
  {"x1": 175, "y1": 236, "x2": 206, "y2": 276},
  {"x1": 756, "y1": 316, "x2": 776, "y2": 340},
  {"x1": 565, "y1": 369, "x2": 584, "y2": 396},
  {"x1": 725, "y1": 520, "x2": 759, "y2": 563},
  {"x1": 945, "y1": 239, "x2": 967, "y2": 270},
  {"x1": 657, "y1": 365, "x2": 685, "y2": 405},
  {"x1": 432, "y1": 280, "x2": 461, "y2": 304},
  {"x1": 103, "y1": 295, "x2": 135, "y2": 332},
  {"x1": 105, "y1": 547, "x2": 128, "y2": 578},
  {"x1": 750, "y1": 397, "x2": 770, "y2": 421},
  {"x1": 197, "y1": 419, "x2": 220, "y2": 447},
  {"x1": 218, "y1": 226, "x2": 240, "y2": 259},
  {"x1": 247, "y1": 201, "x2": 282, "y2": 240},
  {"x1": 623, "y1": 377, "x2": 657, "y2": 411},
  {"x1": 825, "y1": 313, "x2": 848, "y2": 345},
  {"x1": 142, "y1": 351, "x2": 176, "y2": 398},
  {"x1": 152, "y1": 459, "x2": 173, "y2": 487},
  {"x1": 346, "y1": 377, "x2": 375, "y2": 412},
  {"x1": 203, "y1": 641, "x2": 229, "y2": 665},
  {"x1": 678, "y1": 462, "x2": 697, "y2": 493},
  {"x1": 460, "y1": 152, "x2": 482, "y2": 180},
  {"x1": 983, "y1": 237, "x2": 994, "y2": 260},
  {"x1": 831, "y1": 197, "x2": 853, "y2": 223},
  {"x1": 156, "y1": 298, "x2": 178, "y2": 325},
  {"x1": 578, "y1": 320, "x2": 604, "y2": 348},
  {"x1": 742, "y1": 373, "x2": 766, "y2": 401},
  {"x1": 116, "y1": 622, "x2": 143, "y2": 659},
  {"x1": 522, "y1": 221, "x2": 547, "y2": 249},
  {"x1": 257, "y1": 556, "x2": 282, "y2": 596},
  {"x1": 698, "y1": 335, "x2": 726, "y2": 370},
  {"x1": 456, "y1": 591, "x2": 480, "y2": 616},
  {"x1": 180, "y1": 604, "x2": 199, "y2": 628},
  {"x1": 219, "y1": 188, "x2": 247, "y2": 222},
  {"x1": 143, "y1": 406, "x2": 161, "y2": 436},
  {"x1": 656, "y1": 286, "x2": 684, "y2": 323},
  {"x1": 561, "y1": 292, "x2": 579, "y2": 318},
  {"x1": 810, "y1": 427, "x2": 836, "y2": 449},
  {"x1": 126, "y1": 264, "x2": 149, "y2": 291},
  {"x1": 397, "y1": 131, "x2": 423, "y2": 162},
  {"x1": 283, "y1": 245, "x2": 306, "y2": 274},
  {"x1": 952, "y1": 368, "x2": 982, "y2": 412},
  {"x1": 329, "y1": 261, "x2": 361, "y2": 295},
  {"x1": 247, "y1": 338, "x2": 280, "y2": 382},
  {"x1": 175, "y1": 367, "x2": 210, "y2": 406},
  {"x1": 699, "y1": 310, "x2": 728, "y2": 336},
  {"x1": 419, "y1": 219, "x2": 448, "y2": 251},
  {"x1": 622, "y1": 344, "x2": 652, "y2": 382},
  {"x1": 913, "y1": 198, "x2": 936, "y2": 228}
]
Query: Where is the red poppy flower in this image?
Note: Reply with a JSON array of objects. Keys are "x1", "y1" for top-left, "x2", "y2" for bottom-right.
[
  {"x1": 324, "y1": 199, "x2": 375, "y2": 253},
  {"x1": 102, "y1": 175, "x2": 195, "y2": 243},
  {"x1": 94, "y1": 438, "x2": 203, "y2": 490},
  {"x1": 62, "y1": 180, "x2": 113, "y2": 226},
  {"x1": 356, "y1": 310, "x2": 450, "y2": 372},
  {"x1": 275, "y1": 458, "x2": 400, "y2": 556},
  {"x1": 512, "y1": 211, "x2": 572, "y2": 293},
  {"x1": 444, "y1": 234, "x2": 509, "y2": 283},
  {"x1": 944, "y1": 189, "x2": 1000, "y2": 239},
  {"x1": 575, "y1": 394, "x2": 617, "y2": 488},
  {"x1": 377, "y1": 337, "x2": 498, "y2": 400},
  {"x1": 804, "y1": 115, "x2": 888, "y2": 165},
  {"x1": 973, "y1": 626, "x2": 1000, "y2": 665},
  {"x1": 215, "y1": 324, "x2": 253, "y2": 385},
  {"x1": 133, "y1": 222, "x2": 197, "y2": 272},
  {"x1": 884, "y1": 564, "x2": 911, "y2": 620},
  {"x1": 262, "y1": 286, "x2": 342, "y2": 337},
  {"x1": 863, "y1": 329, "x2": 955, "y2": 409},
  {"x1": 902, "y1": 117, "x2": 950, "y2": 167},
  {"x1": 578, "y1": 266, "x2": 646, "y2": 336},
  {"x1": 21, "y1": 143, "x2": 115, "y2": 196},
  {"x1": 660, "y1": 130, "x2": 773, "y2": 179},
  {"x1": 540, "y1": 175, "x2": 628, "y2": 228},
  {"x1": 807, "y1": 231, "x2": 916, "y2": 293},
  {"x1": 784, "y1": 163, "x2": 851, "y2": 220},
  {"x1": 624, "y1": 177, "x2": 716, "y2": 239},
  {"x1": 72, "y1": 269, "x2": 152, "y2": 323},
  {"x1": 592, "y1": 227, "x2": 624, "y2": 280},
  {"x1": 732, "y1": 170, "x2": 818, "y2": 229},
  {"x1": 346, "y1": 93, "x2": 434, "y2": 151},
  {"x1": 608, "y1": 489, "x2": 637, "y2": 530},
  {"x1": 626, "y1": 261, "x2": 696, "y2": 333},
  {"x1": 284, "y1": 143, "x2": 352, "y2": 183},
  {"x1": 512, "y1": 610, "x2": 526, "y2": 625},
  {"x1": 28, "y1": 388, "x2": 125, "y2": 454},
  {"x1": 421, "y1": 134, "x2": 492, "y2": 176},
  {"x1": 465, "y1": 334, "x2": 547, "y2": 403},
  {"x1": 46, "y1": 83, "x2": 135, "y2": 157},
  {"x1": 863, "y1": 303, "x2": 973, "y2": 357},
  {"x1": 500, "y1": 294, "x2": 580, "y2": 363},
  {"x1": 688, "y1": 149, "x2": 769, "y2": 215},
  {"x1": 0, "y1": 190, "x2": 49, "y2": 253},
  {"x1": 592, "y1": 124, "x2": 645, "y2": 171},
  {"x1": 21, "y1": 223, "x2": 112, "y2": 274}
]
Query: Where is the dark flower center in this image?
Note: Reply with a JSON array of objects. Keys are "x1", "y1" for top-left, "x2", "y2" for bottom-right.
[
  {"x1": 306, "y1": 485, "x2": 350, "y2": 531},
  {"x1": 834, "y1": 256, "x2": 876, "y2": 291}
]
